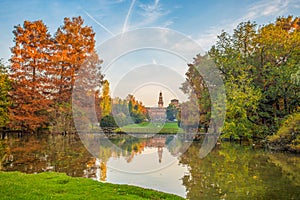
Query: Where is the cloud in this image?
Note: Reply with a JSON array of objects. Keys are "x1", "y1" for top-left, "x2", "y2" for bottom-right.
[
  {"x1": 196, "y1": 0, "x2": 298, "y2": 52},
  {"x1": 131, "y1": 0, "x2": 171, "y2": 28},
  {"x1": 162, "y1": 20, "x2": 174, "y2": 28},
  {"x1": 242, "y1": 0, "x2": 291, "y2": 20}
]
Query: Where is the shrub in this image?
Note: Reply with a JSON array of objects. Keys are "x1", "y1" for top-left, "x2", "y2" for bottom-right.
[
  {"x1": 99, "y1": 115, "x2": 118, "y2": 127},
  {"x1": 267, "y1": 112, "x2": 300, "y2": 152}
]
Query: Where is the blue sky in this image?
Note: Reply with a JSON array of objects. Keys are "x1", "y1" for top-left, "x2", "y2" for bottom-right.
[{"x1": 1, "y1": 0, "x2": 299, "y2": 105}]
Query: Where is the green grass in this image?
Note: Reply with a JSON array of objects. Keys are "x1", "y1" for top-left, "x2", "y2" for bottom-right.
[
  {"x1": 0, "y1": 171, "x2": 184, "y2": 200},
  {"x1": 115, "y1": 122, "x2": 184, "y2": 134}
]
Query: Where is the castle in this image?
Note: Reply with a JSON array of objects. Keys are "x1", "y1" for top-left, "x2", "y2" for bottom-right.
[{"x1": 147, "y1": 92, "x2": 178, "y2": 123}]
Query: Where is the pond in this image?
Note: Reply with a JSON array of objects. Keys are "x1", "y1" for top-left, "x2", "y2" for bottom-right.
[{"x1": 0, "y1": 133, "x2": 300, "y2": 199}]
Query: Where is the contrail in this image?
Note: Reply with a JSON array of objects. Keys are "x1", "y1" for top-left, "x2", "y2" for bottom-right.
[
  {"x1": 122, "y1": 0, "x2": 136, "y2": 33},
  {"x1": 84, "y1": 10, "x2": 114, "y2": 36}
]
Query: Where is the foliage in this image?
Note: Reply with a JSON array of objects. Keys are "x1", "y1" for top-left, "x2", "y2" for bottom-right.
[
  {"x1": 100, "y1": 80, "x2": 112, "y2": 117},
  {"x1": 9, "y1": 20, "x2": 54, "y2": 131},
  {"x1": 166, "y1": 104, "x2": 178, "y2": 121},
  {"x1": 100, "y1": 115, "x2": 117, "y2": 128},
  {"x1": 0, "y1": 62, "x2": 10, "y2": 127},
  {"x1": 181, "y1": 55, "x2": 211, "y2": 127},
  {"x1": 0, "y1": 172, "x2": 183, "y2": 200},
  {"x1": 112, "y1": 95, "x2": 148, "y2": 126},
  {"x1": 253, "y1": 16, "x2": 300, "y2": 135},
  {"x1": 54, "y1": 16, "x2": 98, "y2": 103},
  {"x1": 127, "y1": 94, "x2": 148, "y2": 123},
  {"x1": 48, "y1": 103, "x2": 76, "y2": 133},
  {"x1": 209, "y1": 21, "x2": 263, "y2": 139},
  {"x1": 221, "y1": 74, "x2": 261, "y2": 139},
  {"x1": 268, "y1": 112, "x2": 300, "y2": 152},
  {"x1": 183, "y1": 16, "x2": 300, "y2": 140},
  {"x1": 9, "y1": 17, "x2": 103, "y2": 132},
  {"x1": 178, "y1": 96, "x2": 200, "y2": 129}
]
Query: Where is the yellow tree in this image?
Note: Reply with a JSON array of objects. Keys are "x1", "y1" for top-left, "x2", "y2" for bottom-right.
[{"x1": 100, "y1": 80, "x2": 111, "y2": 117}]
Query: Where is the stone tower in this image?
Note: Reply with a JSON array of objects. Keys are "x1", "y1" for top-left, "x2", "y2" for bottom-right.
[{"x1": 158, "y1": 91, "x2": 163, "y2": 107}]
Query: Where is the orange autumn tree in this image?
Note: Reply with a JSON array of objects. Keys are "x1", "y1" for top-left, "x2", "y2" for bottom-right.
[
  {"x1": 9, "y1": 17, "x2": 104, "y2": 133},
  {"x1": 50, "y1": 16, "x2": 103, "y2": 133},
  {"x1": 53, "y1": 16, "x2": 96, "y2": 102},
  {"x1": 49, "y1": 17, "x2": 103, "y2": 133},
  {"x1": 9, "y1": 20, "x2": 54, "y2": 131}
]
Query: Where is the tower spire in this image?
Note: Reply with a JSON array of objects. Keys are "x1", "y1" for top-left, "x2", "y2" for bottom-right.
[{"x1": 158, "y1": 91, "x2": 163, "y2": 107}]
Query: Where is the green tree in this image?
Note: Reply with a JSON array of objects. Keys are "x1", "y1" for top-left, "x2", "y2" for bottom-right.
[
  {"x1": 100, "y1": 115, "x2": 117, "y2": 127},
  {"x1": 0, "y1": 61, "x2": 10, "y2": 127},
  {"x1": 253, "y1": 16, "x2": 300, "y2": 135},
  {"x1": 166, "y1": 104, "x2": 178, "y2": 121},
  {"x1": 208, "y1": 22, "x2": 265, "y2": 139},
  {"x1": 268, "y1": 112, "x2": 300, "y2": 152},
  {"x1": 206, "y1": 16, "x2": 300, "y2": 139}
]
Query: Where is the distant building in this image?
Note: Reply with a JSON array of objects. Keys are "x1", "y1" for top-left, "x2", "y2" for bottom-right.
[{"x1": 147, "y1": 92, "x2": 167, "y2": 122}]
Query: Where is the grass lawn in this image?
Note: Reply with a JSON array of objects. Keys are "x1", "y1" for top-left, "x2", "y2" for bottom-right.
[
  {"x1": 0, "y1": 172, "x2": 184, "y2": 200},
  {"x1": 115, "y1": 122, "x2": 184, "y2": 134}
]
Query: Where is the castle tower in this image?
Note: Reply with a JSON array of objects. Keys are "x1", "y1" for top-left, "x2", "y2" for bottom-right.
[
  {"x1": 158, "y1": 91, "x2": 163, "y2": 107},
  {"x1": 158, "y1": 147, "x2": 163, "y2": 163}
]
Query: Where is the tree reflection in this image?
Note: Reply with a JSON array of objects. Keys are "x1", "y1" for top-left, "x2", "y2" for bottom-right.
[
  {"x1": 179, "y1": 142, "x2": 300, "y2": 199},
  {"x1": 1, "y1": 134, "x2": 96, "y2": 178}
]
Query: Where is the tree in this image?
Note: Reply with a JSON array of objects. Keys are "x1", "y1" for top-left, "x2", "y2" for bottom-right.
[
  {"x1": 100, "y1": 80, "x2": 111, "y2": 117},
  {"x1": 127, "y1": 94, "x2": 148, "y2": 123},
  {"x1": 9, "y1": 17, "x2": 104, "y2": 132},
  {"x1": 0, "y1": 61, "x2": 10, "y2": 127},
  {"x1": 51, "y1": 17, "x2": 102, "y2": 133},
  {"x1": 53, "y1": 16, "x2": 96, "y2": 103},
  {"x1": 253, "y1": 16, "x2": 300, "y2": 134},
  {"x1": 205, "y1": 16, "x2": 300, "y2": 139},
  {"x1": 178, "y1": 97, "x2": 200, "y2": 129},
  {"x1": 166, "y1": 104, "x2": 178, "y2": 121},
  {"x1": 9, "y1": 20, "x2": 54, "y2": 131},
  {"x1": 268, "y1": 112, "x2": 300, "y2": 152},
  {"x1": 111, "y1": 95, "x2": 148, "y2": 126},
  {"x1": 208, "y1": 22, "x2": 263, "y2": 139},
  {"x1": 100, "y1": 115, "x2": 117, "y2": 127},
  {"x1": 181, "y1": 55, "x2": 212, "y2": 128}
]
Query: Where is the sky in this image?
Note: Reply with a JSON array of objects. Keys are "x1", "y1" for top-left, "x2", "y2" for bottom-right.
[{"x1": 1, "y1": 0, "x2": 299, "y2": 106}]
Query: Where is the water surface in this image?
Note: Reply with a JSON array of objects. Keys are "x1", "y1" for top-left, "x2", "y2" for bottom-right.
[{"x1": 0, "y1": 133, "x2": 299, "y2": 199}]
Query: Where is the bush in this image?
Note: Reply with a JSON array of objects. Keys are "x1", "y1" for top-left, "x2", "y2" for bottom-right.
[
  {"x1": 267, "y1": 112, "x2": 300, "y2": 152},
  {"x1": 99, "y1": 115, "x2": 118, "y2": 127}
]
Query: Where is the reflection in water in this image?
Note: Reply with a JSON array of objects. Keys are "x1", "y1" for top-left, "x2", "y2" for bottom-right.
[
  {"x1": 1, "y1": 133, "x2": 300, "y2": 199},
  {"x1": 0, "y1": 134, "x2": 97, "y2": 178},
  {"x1": 180, "y1": 142, "x2": 300, "y2": 200}
]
